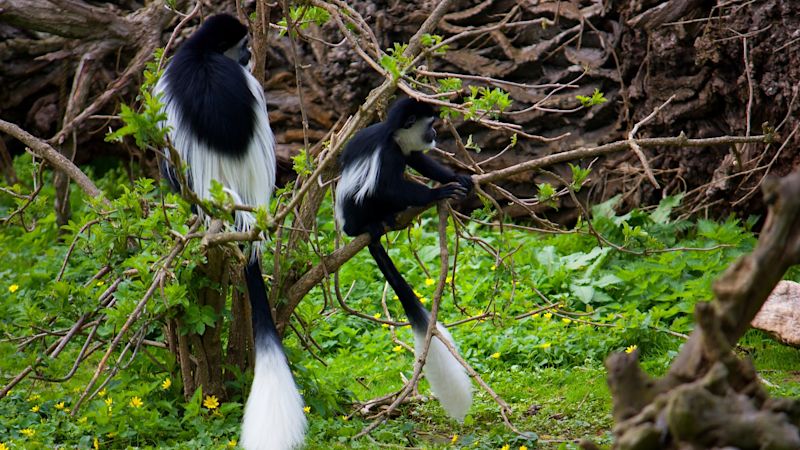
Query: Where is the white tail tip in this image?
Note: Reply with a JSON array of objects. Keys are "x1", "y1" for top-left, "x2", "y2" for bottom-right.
[
  {"x1": 414, "y1": 323, "x2": 473, "y2": 421},
  {"x1": 241, "y1": 342, "x2": 307, "y2": 450}
]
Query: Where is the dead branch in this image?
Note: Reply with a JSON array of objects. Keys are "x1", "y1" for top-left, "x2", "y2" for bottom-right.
[
  {"x1": 475, "y1": 133, "x2": 773, "y2": 185},
  {"x1": 605, "y1": 168, "x2": 800, "y2": 449},
  {"x1": 0, "y1": 118, "x2": 105, "y2": 200}
]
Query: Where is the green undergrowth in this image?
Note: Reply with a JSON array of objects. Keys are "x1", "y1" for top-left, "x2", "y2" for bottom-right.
[{"x1": 1, "y1": 156, "x2": 799, "y2": 449}]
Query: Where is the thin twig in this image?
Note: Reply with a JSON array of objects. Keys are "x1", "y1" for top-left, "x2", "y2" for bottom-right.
[{"x1": 627, "y1": 95, "x2": 676, "y2": 189}]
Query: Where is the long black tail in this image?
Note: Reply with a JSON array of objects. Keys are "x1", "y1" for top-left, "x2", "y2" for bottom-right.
[
  {"x1": 240, "y1": 260, "x2": 306, "y2": 450},
  {"x1": 244, "y1": 261, "x2": 281, "y2": 345},
  {"x1": 367, "y1": 241, "x2": 473, "y2": 421},
  {"x1": 367, "y1": 241, "x2": 429, "y2": 331}
]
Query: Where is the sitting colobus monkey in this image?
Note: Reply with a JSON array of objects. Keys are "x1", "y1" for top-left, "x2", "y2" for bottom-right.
[
  {"x1": 154, "y1": 14, "x2": 306, "y2": 450},
  {"x1": 335, "y1": 98, "x2": 474, "y2": 421}
]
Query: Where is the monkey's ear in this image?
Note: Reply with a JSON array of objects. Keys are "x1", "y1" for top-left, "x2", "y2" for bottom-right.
[{"x1": 403, "y1": 115, "x2": 417, "y2": 129}]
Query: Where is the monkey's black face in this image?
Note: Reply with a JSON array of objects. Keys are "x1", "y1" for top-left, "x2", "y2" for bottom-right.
[
  {"x1": 223, "y1": 36, "x2": 251, "y2": 68},
  {"x1": 423, "y1": 120, "x2": 436, "y2": 143}
]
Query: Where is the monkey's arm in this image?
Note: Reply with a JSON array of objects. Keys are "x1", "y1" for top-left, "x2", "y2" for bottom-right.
[
  {"x1": 385, "y1": 178, "x2": 467, "y2": 208},
  {"x1": 406, "y1": 151, "x2": 474, "y2": 191}
]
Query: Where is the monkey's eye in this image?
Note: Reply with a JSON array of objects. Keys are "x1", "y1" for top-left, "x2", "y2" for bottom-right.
[{"x1": 403, "y1": 116, "x2": 417, "y2": 129}]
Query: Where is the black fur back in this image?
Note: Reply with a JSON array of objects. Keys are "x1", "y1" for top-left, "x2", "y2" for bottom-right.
[
  {"x1": 163, "y1": 14, "x2": 256, "y2": 157},
  {"x1": 339, "y1": 123, "x2": 387, "y2": 166}
]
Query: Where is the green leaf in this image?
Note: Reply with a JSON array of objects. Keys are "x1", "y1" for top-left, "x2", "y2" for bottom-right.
[
  {"x1": 292, "y1": 148, "x2": 313, "y2": 177},
  {"x1": 650, "y1": 193, "x2": 684, "y2": 224},
  {"x1": 569, "y1": 163, "x2": 591, "y2": 192},
  {"x1": 576, "y1": 88, "x2": 608, "y2": 107}
]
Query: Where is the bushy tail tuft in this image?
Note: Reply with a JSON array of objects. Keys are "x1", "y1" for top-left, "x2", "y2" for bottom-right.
[
  {"x1": 241, "y1": 261, "x2": 306, "y2": 450},
  {"x1": 412, "y1": 322, "x2": 472, "y2": 421},
  {"x1": 368, "y1": 241, "x2": 473, "y2": 420}
]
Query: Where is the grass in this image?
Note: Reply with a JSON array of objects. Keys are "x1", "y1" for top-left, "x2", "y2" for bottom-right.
[{"x1": 2, "y1": 162, "x2": 799, "y2": 449}]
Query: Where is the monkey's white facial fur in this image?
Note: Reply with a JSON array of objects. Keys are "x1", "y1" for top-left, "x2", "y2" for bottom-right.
[{"x1": 394, "y1": 117, "x2": 436, "y2": 155}]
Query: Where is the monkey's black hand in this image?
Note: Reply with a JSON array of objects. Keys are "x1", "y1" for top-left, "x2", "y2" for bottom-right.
[
  {"x1": 454, "y1": 174, "x2": 474, "y2": 193},
  {"x1": 435, "y1": 182, "x2": 469, "y2": 200}
]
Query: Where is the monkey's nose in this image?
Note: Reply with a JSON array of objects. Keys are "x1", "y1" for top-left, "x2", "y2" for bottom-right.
[
  {"x1": 239, "y1": 49, "x2": 251, "y2": 66},
  {"x1": 425, "y1": 127, "x2": 436, "y2": 142}
]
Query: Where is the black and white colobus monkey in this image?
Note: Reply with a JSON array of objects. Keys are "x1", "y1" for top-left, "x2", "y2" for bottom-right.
[
  {"x1": 154, "y1": 14, "x2": 306, "y2": 450},
  {"x1": 335, "y1": 98, "x2": 474, "y2": 420}
]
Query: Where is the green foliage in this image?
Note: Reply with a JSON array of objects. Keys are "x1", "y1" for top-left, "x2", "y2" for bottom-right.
[
  {"x1": 537, "y1": 182, "x2": 557, "y2": 207},
  {"x1": 464, "y1": 86, "x2": 512, "y2": 120},
  {"x1": 436, "y1": 77, "x2": 462, "y2": 93},
  {"x1": 2, "y1": 151, "x2": 797, "y2": 449},
  {"x1": 464, "y1": 134, "x2": 482, "y2": 153},
  {"x1": 278, "y1": 6, "x2": 331, "y2": 38},
  {"x1": 104, "y1": 96, "x2": 167, "y2": 150},
  {"x1": 420, "y1": 33, "x2": 448, "y2": 54},
  {"x1": 105, "y1": 50, "x2": 168, "y2": 149},
  {"x1": 379, "y1": 43, "x2": 411, "y2": 80},
  {"x1": 292, "y1": 148, "x2": 314, "y2": 177},
  {"x1": 576, "y1": 88, "x2": 608, "y2": 108},
  {"x1": 569, "y1": 163, "x2": 591, "y2": 192}
]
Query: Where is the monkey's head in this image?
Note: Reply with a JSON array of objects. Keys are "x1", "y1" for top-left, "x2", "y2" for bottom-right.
[
  {"x1": 389, "y1": 98, "x2": 438, "y2": 154},
  {"x1": 185, "y1": 14, "x2": 251, "y2": 67}
]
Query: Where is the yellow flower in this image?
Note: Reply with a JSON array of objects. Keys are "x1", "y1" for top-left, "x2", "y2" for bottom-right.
[
  {"x1": 501, "y1": 445, "x2": 510, "y2": 450},
  {"x1": 0, "y1": 443, "x2": 8, "y2": 450},
  {"x1": 413, "y1": 289, "x2": 423, "y2": 297},
  {"x1": 8, "y1": 284, "x2": 19, "y2": 293},
  {"x1": 161, "y1": 378, "x2": 172, "y2": 390},
  {"x1": 532, "y1": 313, "x2": 540, "y2": 319},
  {"x1": 490, "y1": 265, "x2": 496, "y2": 271},
  {"x1": 520, "y1": 446, "x2": 529, "y2": 450},
  {"x1": 420, "y1": 297, "x2": 427, "y2": 304},
  {"x1": 27, "y1": 394, "x2": 40, "y2": 402},
  {"x1": 96, "y1": 280, "x2": 105, "y2": 287},
  {"x1": 392, "y1": 295, "x2": 399, "y2": 300},
  {"x1": 373, "y1": 313, "x2": 381, "y2": 319},
  {"x1": 31, "y1": 405, "x2": 40, "y2": 412},
  {"x1": 425, "y1": 278, "x2": 435, "y2": 286},
  {"x1": 539, "y1": 342, "x2": 552, "y2": 349},
  {"x1": 341, "y1": 415, "x2": 349, "y2": 421},
  {"x1": 21, "y1": 428, "x2": 35, "y2": 437},
  {"x1": 104, "y1": 397, "x2": 113, "y2": 407},
  {"x1": 94, "y1": 437, "x2": 100, "y2": 450},
  {"x1": 55, "y1": 401, "x2": 66, "y2": 410},
  {"x1": 543, "y1": 312, "x2": 553, "y2": 319},
  {"x1": 625, "y1": 344, "x2": 638, "y2": 354},
  {"x1": 203, "y1": 395, "x2": 219, "y2": 410},
  {"x1": 490, "y1": 352, "x2": 500, "y2": 359},
  {"x1": 561, "y1": 318, "x2": 572, "y2": 324},
  {"x1": 303, "y1": 406, "x2": 311, "y2": 413},
  {"x1": 98, "y1": 389, "x2": 107, "y2": 397},
  {"x1": 129, "y1": 396, "x2": 143, "y2": 408},
  {"x1": 445, "y1": 276, "x2": 452, "y2": 284},
  {"x1": 451, "y1": 434, "x2": 458, "y2": 443},
  {"x1": 227, "y1": 440, "x2": 238, "y2": 448},
  {"x1": 382, "y1": 323, "x2": 389, "y2": 328},
  {"x1": 392, "y1": 345, "x2": 403, "y2": 353}
]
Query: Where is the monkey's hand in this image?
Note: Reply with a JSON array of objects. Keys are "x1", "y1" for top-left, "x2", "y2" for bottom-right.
[
  {"x1": 434, "y1": 182, "x2": 469, "y2": 200},
  {"x1": 454, "y1": 174, "x2": 474, "y2": 193}
]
